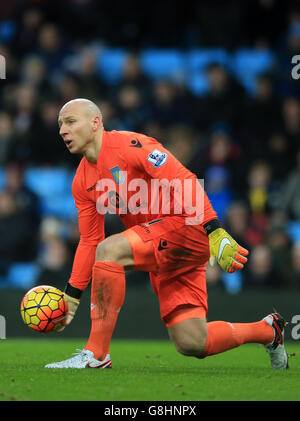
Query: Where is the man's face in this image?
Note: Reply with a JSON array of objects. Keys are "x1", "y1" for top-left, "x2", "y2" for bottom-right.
[{"x1": 58, "y1": 103, "x2": 95, "y2": 154}]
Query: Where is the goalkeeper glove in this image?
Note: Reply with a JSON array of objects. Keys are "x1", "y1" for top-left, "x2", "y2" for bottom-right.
[
  {"x1": 55, "y1": 284, "x2": 82, "y2": 332},
  {"x1": 205, "y1": 220, "x2": 249, "y2": 273}
]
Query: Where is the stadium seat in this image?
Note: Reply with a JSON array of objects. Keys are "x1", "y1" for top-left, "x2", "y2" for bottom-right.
[
  {"x1": 0, "y1": 166, "x2": 5, "y2": 190},
  {"x1": 42, "y1": 193, "x2": 77, "y2": 220},
  {"x1": 233, "y1": 48, "x2": 274, "y2": 75},
  {"x1": 140, "y1": 49, "x2": 185, "y2": 80},
  {"x1": 286, "y1": 221, "x2": 300, "y2": 244},
  {"x1": 0, "y1": 20, "x2": 16, "y2": 43},
  {"x1": 186, "y1": 72, "x2": 210, "y2": 96},
  {"x1": 24, "y1": 167, "x2": 75, "y2": 219},
  {"x1": 97, "y1": 48, "x2": 128, "y2": 84},
  {"x1": 24, "y1": 167, "x2": 70, "y2": 197},
  {"x1": 185, "y1": 48, "x2": 230, "y2": 73},
  {"x1": 7, "y1": 262, "x2": 40, "y2": 289},
  {"x1": 207, "y1": 191, "x2": 232, "y2": 222},
  {"x1": 222, "y1": 270, "x2": 243, "y2": 294},
  {"x1": 231, "y1": 48, "x2": 275, "y2": 94}
]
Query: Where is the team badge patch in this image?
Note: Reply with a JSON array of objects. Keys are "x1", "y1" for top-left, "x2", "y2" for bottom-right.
[
  {"x1": 147, "y1": 149, "x2": 168, "y2": 167},
  {"x1": 110, "y1": 166, "x2": 125, "y2": 184}
]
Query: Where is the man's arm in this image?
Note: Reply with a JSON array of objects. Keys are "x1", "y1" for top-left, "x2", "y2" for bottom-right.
[
  {"x1": 57, "y1": 173, "x2": 105, "y2": 331},
  {"x1": 68, "y1": 187, "x2": 105, "y2": 292}
]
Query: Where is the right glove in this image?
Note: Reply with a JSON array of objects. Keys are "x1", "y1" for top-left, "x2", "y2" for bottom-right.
[{"x1": 55, "y1": 285, "x2": 82, "y2": 332}]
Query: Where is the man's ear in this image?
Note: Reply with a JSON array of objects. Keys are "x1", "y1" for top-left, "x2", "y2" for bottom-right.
[{"x1": 92, "y1": 116, "x2": 101, "y2": 131}]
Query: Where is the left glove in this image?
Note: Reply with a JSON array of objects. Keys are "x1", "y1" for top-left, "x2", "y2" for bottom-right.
[{"x1": 208, "y1": 228, "x2": 249, "y2": 273}]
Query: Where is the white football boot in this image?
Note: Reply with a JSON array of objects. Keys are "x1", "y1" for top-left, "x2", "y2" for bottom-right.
[
  {"x1": 44, "y1": 349, "x2": 112, "y2": 369},
  {"x1": 264, "y1": 313, "x2": 288, "y2": 369}
]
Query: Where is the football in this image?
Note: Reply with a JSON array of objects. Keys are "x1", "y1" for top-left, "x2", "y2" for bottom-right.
[{"x1": 20, "y1": 285, "x2": 68, "y2": 333}]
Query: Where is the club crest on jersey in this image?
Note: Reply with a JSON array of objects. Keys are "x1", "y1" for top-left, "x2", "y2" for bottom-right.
[
  {"x1": 110, "y1": 166, "x2": 125, "y2": 184},
  {"x1": 147, "y1": 149, "x2": 168, "y2": 167}
]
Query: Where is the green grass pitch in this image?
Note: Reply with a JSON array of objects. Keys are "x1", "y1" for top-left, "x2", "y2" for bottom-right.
[{"x1": 0, "y1": 338, "x2": 299, "y2": 401}]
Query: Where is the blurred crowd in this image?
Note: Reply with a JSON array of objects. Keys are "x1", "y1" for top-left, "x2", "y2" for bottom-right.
[{"x1": 0, "y1": 0, "x2": 300, "y2": 292}]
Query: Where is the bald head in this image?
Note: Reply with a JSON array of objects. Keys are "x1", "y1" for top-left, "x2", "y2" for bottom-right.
[{"x1": 60, "y1": 98, "x2": 102, "y2": 120}]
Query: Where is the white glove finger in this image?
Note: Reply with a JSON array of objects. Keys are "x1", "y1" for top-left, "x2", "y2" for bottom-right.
[{"x1": 209, "y1": 256, "x2": 216, "y2": 267}]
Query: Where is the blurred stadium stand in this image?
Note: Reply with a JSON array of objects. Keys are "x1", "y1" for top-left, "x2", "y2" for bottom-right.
[
  {"x1": 24, "y1": 167, "x2": 76, "y2": 219},
  {"x1": 0, "y1": 0, "x2": 299, "y2": 295},
  {"x1": 97, "y1": 48, "x2": 128, "y2": 85},
  {"x1": 96, "y1": 47, "x2": 276, "y2": 95}
]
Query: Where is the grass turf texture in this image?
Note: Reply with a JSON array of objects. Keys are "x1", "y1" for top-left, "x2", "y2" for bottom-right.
[{"x1": 0, "y1": 338, "x2": 299, "y2": 401}]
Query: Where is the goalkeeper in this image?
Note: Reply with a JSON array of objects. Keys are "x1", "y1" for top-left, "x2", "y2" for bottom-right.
[{"x1": 45, "y1": 98, "x2": 288, "y2": 370}]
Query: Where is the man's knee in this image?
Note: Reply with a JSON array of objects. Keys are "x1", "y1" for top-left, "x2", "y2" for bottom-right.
[
  {"x1": 173, "y1": 334, "x2": 207, "y2": 357},
  {"x1": 96, "y1": 237, "x2": 116, "y2": 261},
  {"x1": 168, "y1": 319, "x2": 208, "y2": 357},
  {"x1": 95, "y1": 234, "x2": 134, "y2": 267}
]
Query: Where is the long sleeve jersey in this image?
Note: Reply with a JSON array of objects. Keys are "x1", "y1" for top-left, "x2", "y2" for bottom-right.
[{"x1": 69, "y1": 130, "x2": 217, "y2": 290}]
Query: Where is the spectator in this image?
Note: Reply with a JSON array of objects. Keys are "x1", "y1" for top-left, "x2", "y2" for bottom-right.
[
  {"x1": 0, "y1": 112, "x2": 14, "y2": 165},
  {"x1": 116, "y1": 84, "x2": 150, "y2": 131},
  {"x1": 241, "y1": 74, "x2": 282, "y2": 161},
  {"x1": 190, "y1": 125, "x2": 246, "y2": 221},
  {"x1": 288, "y1": 242, "x2": 300, "y2": 288},
  {"x1": 266, "y1": 132, "x2": 294, "y2": 182},
  {"x1": 37, "y1": 216, "x2": 75, "y2": 289},
  {"x1": 35, "y1": 23, "x2": 71, "y2": 81},
  {"x1": 242, "y1": 161, "x2": 272, "y2": 246},
  {"x1": 224, "y1": 201, "x2": 252, "y2": 250},
  {"x1": 6, "y1": 84, "x2": 38, "y2": 164},
  {"x1": 0, "y1": 189, "x2": 38, "y2": 277},
  {"x1": 37, "y1": 236, "x2": 72, "y2": 290},
  {"x1": 28, "y1": 99, "x2": 80, "y2": 167},
  {"x1": 57, "y1": 73, "x2": 81, "y2": 105},
  {"x1": 20, "y1": 55, "x2": 51, "y2": 99},
  {"x1": 205, "y1": 166, "x2": 232, "y2": 223},
  {"x1": 244, "y1": 244, "x2": 282, "y2": 288},
  {"x1": 96, "y1": 99, "x2": 124, "y2": 131},
  {"x1": 149, "y1": 80, "x2": 191, "y2": 128},
  {"x1": 68, "y1": 47, "x2": 108, "y2": 100},
  {"x1": 280, "y1": 97, "x2": 300, "y2": 166},
  {"x1": 118, "y1": 52, "x2": 152, "y2": 97},
  {"x1": 279, "y1": 149, "x2": 300, "y2": 221},
  {"x1": 267, "y1": 226, "x2": 292, "y2": 287},
  {"x1": 165, "y1": 126, "x2": 196, "y2": 168},
  {"x1": 11, "y1": 7, "x2": 43, "y2": 58},
  {"x1": 194, "y1": 63, "x2": 245, "y2": 131},
  {"x1": 3, "y1": 162, "x2": 40, "y2": 259},
  {"x1": 4, "y1": 162, "x2": 40, "y2": 227},
  {"x1": 247, "y1": 161, "x2": 272, "y2": 215}
]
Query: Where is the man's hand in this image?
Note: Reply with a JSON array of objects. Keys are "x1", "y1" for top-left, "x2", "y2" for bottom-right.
[
  {"x1": 54, "y1": 293, "x2": 80, "y2": 332},
  {"x1": 208, "y1": 228, "x2": 249, "y2": 273}
]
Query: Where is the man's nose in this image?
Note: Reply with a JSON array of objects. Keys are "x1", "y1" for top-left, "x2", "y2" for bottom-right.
[{"x1": 59, "y1": 124, "x2": 68, "y2": 137}]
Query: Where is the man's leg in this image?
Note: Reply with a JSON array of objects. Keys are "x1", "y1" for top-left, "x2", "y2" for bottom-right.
[
  {"x1": 84, "y1": 230, "x2": 156, "y2": 360},
  {"x1": 166, "y1": 307, "x2": 275, "y2": 358},
  {"x1": 84, "y1": 233, "x2": 134, "y2": 360}
]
